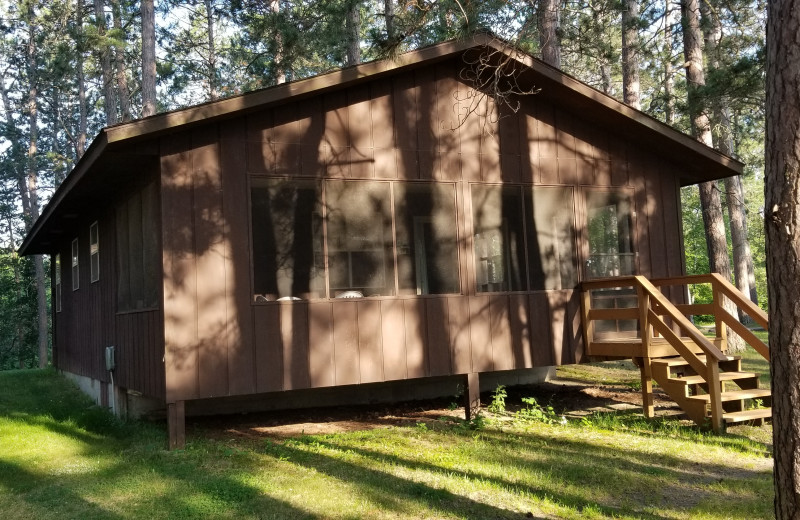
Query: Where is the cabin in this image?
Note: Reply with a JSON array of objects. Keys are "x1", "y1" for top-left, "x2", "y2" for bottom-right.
[{"x1": 21, "y1": 35, "x2": 768, "y2": 448}]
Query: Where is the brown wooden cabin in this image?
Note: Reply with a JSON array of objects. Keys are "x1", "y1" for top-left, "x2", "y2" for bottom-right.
[{"x1": 19, "y1": 35, "x2": 742, "y2": 447}]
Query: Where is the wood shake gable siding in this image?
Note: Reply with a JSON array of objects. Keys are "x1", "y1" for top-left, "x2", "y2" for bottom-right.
[{"x1": 158, "y1": 56, "x2": 685, "y2": 402}]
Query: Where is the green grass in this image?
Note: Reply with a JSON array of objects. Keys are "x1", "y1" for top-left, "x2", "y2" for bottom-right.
[{"x1": 0, "y1": 369, "x2": 774, "y2": 519}]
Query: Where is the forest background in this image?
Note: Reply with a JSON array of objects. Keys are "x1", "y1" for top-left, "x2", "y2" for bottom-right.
[{"x1": 0, "y1": 0, "x2": 766, "y2": 370}]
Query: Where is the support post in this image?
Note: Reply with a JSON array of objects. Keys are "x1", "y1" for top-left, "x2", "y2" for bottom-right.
[
  {"x1": 637, "y1": 285, "x2": 654, "y2": 418},
  {"x1": 707, "y1": 360, "x2": 724, "y2": 433},
  {"x1": 639, "y1": 358, "x2": 655, "y2": 418},
  {"x1": 463, "y1": 372, "x2": 480, "y2": 421},
  {"x1": 168, "y1": 400, "x2": 186, "y2": 450}
]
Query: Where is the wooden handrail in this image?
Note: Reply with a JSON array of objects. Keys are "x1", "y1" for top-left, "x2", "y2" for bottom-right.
[
  {"x1": 633, "y1": 276, "x2": 727, "y2": 362},
  {"x1": 709, "y1": 273, "x2": 768, "y2": 329}
]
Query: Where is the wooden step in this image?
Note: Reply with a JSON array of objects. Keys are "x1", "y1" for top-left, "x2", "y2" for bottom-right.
[
  {"x1": 723, "y1": 408, "x2": 772, "y2": 424},
  {"x1": 687, "y1": 388, "x2": 771, "y2": 403},
  {"x1": 672, "y1": 372, "x2": 759, "y2": 385},
  {"x1": 652, "y1": 354, "x2": 738, "y2": 367}
]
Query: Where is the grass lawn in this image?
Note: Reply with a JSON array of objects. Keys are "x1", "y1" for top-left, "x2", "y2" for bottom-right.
[{"x1": 0, "y1": 368, "x2": 774, "y2": 520}]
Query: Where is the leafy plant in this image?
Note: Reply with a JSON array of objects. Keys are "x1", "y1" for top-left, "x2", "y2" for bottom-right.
[
  {"x1": 488, "y1": 384, "x2": 507, "y2": 414},
  {"x1": 514, "y1": 397, "x2": 561, "y2": 425}
]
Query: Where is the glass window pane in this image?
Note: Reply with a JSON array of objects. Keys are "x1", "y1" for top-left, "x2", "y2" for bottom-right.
[
  {"x1": 251, "y1": 178, "x2": 324, "y2": 300},
  {"x1": 71, "y1": 239, "x2": 79, "y2": 290},
  {"x1": 586, "y1": 191, "x2": 635, "y2": 278},
  {"x1": 525, "y1": 187, "x2": 577, "y2": 290},
  {"x1": 325, "y1": 180, "x2": 394, "y2": 297},
  {"x1": 90, "y1": 222, "x2": 99, "y2": 282},
  {"x1": 472, "y1": 185, "x2": 526, "y2": 292},
  {"x1": 394, "y1": 183, "x2": 459, "y2": 295}
]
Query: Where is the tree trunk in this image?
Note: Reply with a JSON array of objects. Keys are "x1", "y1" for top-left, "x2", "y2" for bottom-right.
[
  {"x1": 345, "y1": 1, "x2": 361, "y2": 66},
  {"x1": 141, "y1": 0, "x2": 157, "y2": 117},
  {"x1": 700, "y1": 0, "x2": 759, "y2": 314},
  {"x1": 766, "y1": 1, "x2": 800, "y2": 516},
  {"x1": 94, "y1": 0, "x2": 118, "y2": 125},
  {"x1": 204, "y1": 0, "x2": 218, "y2": 100},
  {"x1": 537, "y1": 0, "x2": 561, "y2": 67},
  {"x1": 621, "y1": 0, "x2": 641, "y2": 109},
  {"x1": 111, "y1": 0, "x2": 132, "y2": 121},
  {"x1": 23, "y1": 6, "x2": 48, "y2": 369},
  {"x1": 76, "y1": 0, "x2": 87, "y2": 157},
  {"x1": 384, "y1": 0, "x2": 394, "y2": 41},
  {"x1": 681, "y1": 0, "x2": 742, "y2": 351},
  {"x1": 270, "y1": 0, "x2": 285, "y2": 84}
]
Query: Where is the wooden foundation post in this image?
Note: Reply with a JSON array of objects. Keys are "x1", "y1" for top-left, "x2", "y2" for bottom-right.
[
  {"x1": 639, "y1": 358, "x2": 655, "y2": 419},
  {"x1": 167, "y1": 401, "x2": 186, "y2": 450},
  {"x1": 463, "y1": 372, "x2": 480, "y2": 421}
]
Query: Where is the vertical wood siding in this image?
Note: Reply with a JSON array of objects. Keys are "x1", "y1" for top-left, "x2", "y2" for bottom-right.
[
  {"x1": 157, "y1": 56, "x2": 687, "y2": 401},
  {"x1": 53, "y1": 188, "x2": 165, "y2": 400}
]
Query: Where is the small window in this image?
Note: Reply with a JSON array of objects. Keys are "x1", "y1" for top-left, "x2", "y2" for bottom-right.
[
  {"x1": 71, "y1": 238, "x2": 79, "y2": 291},
  {"x1": 90, "y1": 222, "x2": 99, "y2": 283},
  {"x1": 54, "y1": 254, "x2": 62, "y2": 312}
]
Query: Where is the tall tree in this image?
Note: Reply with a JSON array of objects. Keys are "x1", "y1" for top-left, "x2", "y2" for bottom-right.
[
  {"x1": 621, "y1": 0, "x2": 641, "y2": 109},
  {"x1": 681, "y1": 0, "x2": 743, "y2": 351},
  {"x1": 345, "y1": 0, "x2": 361, "y2": 66},
  {"x1": 141, "y1": 0, "x2": 156, "y2": 117},
  {"x1": 538, "y1": 0, "x2": 561, "y2": 67},
  {"x1": 94, "y1": 0, "x2": 118, "y2": 125},
  {"x1": 766, "y1": 0, "x2": 800, "y2": 516},
  {"x1": 111, "y1": 0, "x2": 132, "y2": 121}
]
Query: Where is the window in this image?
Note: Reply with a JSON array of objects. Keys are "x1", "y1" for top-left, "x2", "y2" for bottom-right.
[
  {"x1": 54, "y1": 254, "x2": 61, "y2": 312},
  {"x1": 250, "y1": 179, "x2": 460, "y2": 300},
  {"x1": 90, "y1": 222, "x2": 99, "y2": 283},
  {"x1": 251, "y1": 178, "x2": 325, "y2": 299},
  {"x1": 585, "y1": 190, "x2": 634, "y2": 278},
  {"x1": 71, "y1": 239, "x2": 79, "y2": 290},
  {"x1": 471, "y1": 185, "x2": 576, "y2": 293},
  {"x1": 117, "y1": 181, "x2": 160, "y2": 311},
  {"x1": 394, "y1": 183, "x2": 459, "y2": 295},
  {"x1": 325, "y1": 180, "x2": 395, "y2": 297},
  {"x1": 472, "y1": 185, "x2": 527, "y2": 292},
  {"x1": 525, "y1": 187, "x2": 577, "y2": 290}
]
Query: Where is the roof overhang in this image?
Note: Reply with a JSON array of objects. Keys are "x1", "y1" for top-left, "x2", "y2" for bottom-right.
[{"x1": 20, "y1": 34, "x2": 742, "y2": 256}]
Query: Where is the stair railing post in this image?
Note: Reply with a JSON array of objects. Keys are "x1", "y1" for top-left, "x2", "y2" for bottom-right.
[
  {"x1": 711, "y1": 278, "x2": 728, "y2": 351},
  {"x1": 637, "y1": 282, "x2": 654, "y2": 418},
  {"x1": 707, "y1": 359, "x2": 724, "y2": 433},
  {"x1": 580, "y1": 285, "x2": 594, "y2": 350}
]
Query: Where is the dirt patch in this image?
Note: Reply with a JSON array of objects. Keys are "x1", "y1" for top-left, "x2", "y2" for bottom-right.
[{"x1": 187, "y1": 377, "x2": 685, "y2": 441}]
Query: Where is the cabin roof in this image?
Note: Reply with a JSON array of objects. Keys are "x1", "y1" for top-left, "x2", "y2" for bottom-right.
[{"x1": 20, "y1": 33, "x2": 743, "y2": 256}]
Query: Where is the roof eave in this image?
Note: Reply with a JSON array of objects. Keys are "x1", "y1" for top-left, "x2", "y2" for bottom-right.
[{"x1": 18, "y1": 131, "x2": 109, "y2": 256}]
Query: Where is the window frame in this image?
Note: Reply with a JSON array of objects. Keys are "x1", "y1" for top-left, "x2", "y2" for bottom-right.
[
  {"x1": 54, "y1": 253, "x2": 62, "y2": 312},
  {"x1": 90, "y1": 221, "x2": 100, "y2": 283},
  {"x1": 71, "y1": 238, "x2": 79, "y2": 291}
]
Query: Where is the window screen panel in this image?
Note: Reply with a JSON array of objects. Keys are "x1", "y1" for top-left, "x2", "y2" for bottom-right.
[
  {"x1": 585, "y1": 190, "x2": 635, "y2": 278},
  {"x1": 325, "y1": 180, "x2": 394, "y2": 297},
  {"x1": 525, "y1": 187, "x2": 577, "y2": 290},
  {"x1": 251, "y1": 178, "x2": 324, "y2": 300},
  {"x1": 471, "y1": 185, "x2": 526, "y2": 293},
  {"x1": 394, "y1": 183, "x2": 459, "y2": 295}
]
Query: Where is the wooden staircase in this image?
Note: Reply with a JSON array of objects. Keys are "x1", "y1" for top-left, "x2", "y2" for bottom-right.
[{"x1": 581, "y1": 274, "x2": 771, "y2": 432}]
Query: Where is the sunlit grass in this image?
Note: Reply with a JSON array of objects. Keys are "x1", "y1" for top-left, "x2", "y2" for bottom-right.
[{"x1": 0, "y1": 369, "x2": 774, "y2": 519}]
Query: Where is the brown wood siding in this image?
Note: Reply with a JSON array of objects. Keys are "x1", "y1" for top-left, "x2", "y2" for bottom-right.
[
  {"x1": 156, "y1": 56, "x2": 687, "y2": 401},
  {"x1": 53, "y1": 189, "x2": 165, "y2": 400}
]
